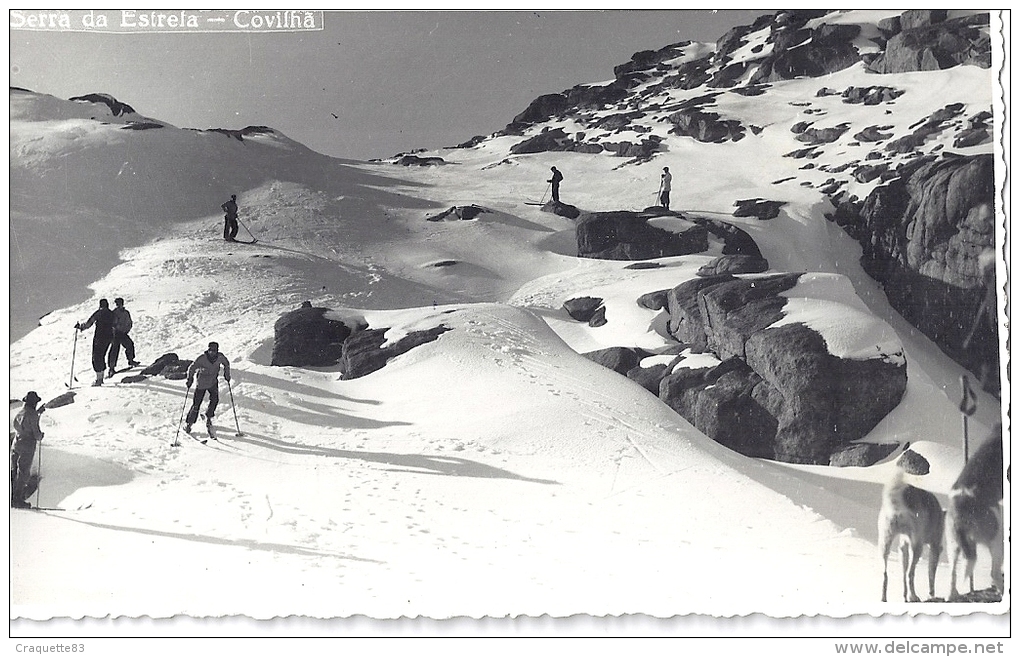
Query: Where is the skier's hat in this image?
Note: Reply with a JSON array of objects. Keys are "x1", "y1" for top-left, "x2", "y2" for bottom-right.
[
  {"x1": 22, "y1": 391, "x2": 41, "y2": 404},
  {"x1": 208, "y1": 341, "x2": 219, "y2": 350}
]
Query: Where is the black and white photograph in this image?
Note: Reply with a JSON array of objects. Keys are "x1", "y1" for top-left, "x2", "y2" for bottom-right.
[{"x1": 8, "y1": 8, "x2": 1010, "y2": 647}]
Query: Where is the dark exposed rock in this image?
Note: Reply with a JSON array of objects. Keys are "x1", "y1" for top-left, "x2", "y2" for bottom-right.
[
  {"x1": 564, "y1": 81, "x2": 630, "y2": 111},
  {"x1": 665, "y1": 277, "x2": 735, "y2": 351},
  {"x1": 510, "y1": 128, "x2": 575, "y2": 155},
  {"x1": 854, "y1": 126, "x2": 894, "y2": 142},
  {"x1": 853, "y1": 164, "x2": 889, "y2": 183},
  {"x1": 733, "y1": 199, "x2": 785, "y2": 220},
  {"x1": 627, "y1": 362, "x2": 670, "y2": 394},
  {"x1": 784, "y1": 146, "x2": 822, "y2": 159},
  {"x1": 512, "y1": 93, "x2": 571, "y2": 125},
  {"x1": 615, "y1": 42, "x2": 692, "y2": 78},
  {"x1": 696, "y1": 274, "x2": 801, "y2": 361},
  {"x1": 749, "y1": 23, "x2": 861, "y2": 85},
  {"x1": 667, "y1": 107, "x2": 746, "y2": 143},
  {"x1": 588, "y1": 305, "x2": 608, "y2": 327},
  {"x1": 601, "y1": 137, "x2": 662, "y2": 159},
  {"x1": 885, "y1": 103, "x2": 965, "y2": 153},
  {"x1": 624, "y1": 262, "x2": 663, "y2": 271},
  {"x1": 659, "y1": 274, "x2": 907, "y2": 464},
  {"x1": 583, "y1": 347, "x2": 649, "y2": 375},
  {"x1": 592, "y1": 111, "x2": 645, "y2": 131},
  {"x1": 205, "y1": 126, "x2": 274, "y2": 142},
  {"x1": 659, "y1": 357, "x2": 778, "y2": 459},
  {"x1": 563, "y1": 296, "x2": 603, "y2": 323},
  {"x1": 796, "y1": 123, "x2": 851, "y2": 145},
  {"x1": 954, "y1": 128, "x2": 991, "y2": 149},
  {"x1": 838, "y1": 154, "x2": 998, "y2": 393},
  {"x1": 121, "y1": 122, "x2": 164, "y2": 131},
  {"x1": 637, "y1": 290, "x2": 669, "y2": 311},
  {"x1": 69, "y1": 93, "x2": 136, "y2": 117},
  {"x1": 900, "y1": 9, "x2": 948, "y2": 30},
  {"x1": 272, "y1": 303, "x2": 357, "y2": 367},
  {"x1": 340, "y1": 324, "x2": 452, "y2": 380},
  {"x1": 829, "y1": 442, "x2": 899, "y2": 467},
  {"x1": 697, "y1": 255, "x2": 770, "y2": 277},
  {"x1": 426, "y1": 205, "x2": 488, "y2": 222},
  {"x1": 453, "y1": 134, "x2": 488, "y2": 149},
  {"x1": 541, "y1": 200, "x2": 581, "y2": 220},
  {"x1": 745, "y1": 323, "x2": 907, "y2": 464},
  {"x1": 396, "y1": 154, "x2": 446, "y2": 166},
  {"x1": 868, "y1": 13, "x2": 991, "y2": 73},
  {"x1": 576, "y1": 211, "x2": 708, "y2": 260},
  {"x1": 842, "y1": 86, "x2": 905, "y2": 105},
  {"x1": 141, "y1": 353, "x2": 182, "y2": 376}
]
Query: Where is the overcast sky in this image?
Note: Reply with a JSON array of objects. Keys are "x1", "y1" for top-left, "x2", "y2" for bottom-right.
[{"x1": 10, "y1": 10, "x2": 771, "y2": 161}]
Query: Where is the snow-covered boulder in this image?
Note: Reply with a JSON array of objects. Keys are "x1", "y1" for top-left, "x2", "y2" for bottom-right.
[
  {"x1": 576, "y1": 211, "x2": 708, "y2": 260},
  {"x1": 659, "y1": 273, "x2": 908, "y2": 464}
]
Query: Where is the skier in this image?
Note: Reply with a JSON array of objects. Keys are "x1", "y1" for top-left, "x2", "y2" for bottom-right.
[
  {"x1": 11, "y1": 391, "x2": 44, "y2": 508},
  {"x1": 76, "y1": 298, "x2": 115, "y2": 386},
  {"x1": 548, "y1": 167, "x2": 563, "y2": 203},
  {"x1": 108, "y1": 297, "x2": 140, "y2": 377},
  {"x1": 221, "y1": 194, "x2": 239, "y2": 242},
  {"x1": 184, "y1": 342, "x2": 231, "y2": 433},
  {"x1": 659, "y1": 167, "x2": 673, "y2": 210}
]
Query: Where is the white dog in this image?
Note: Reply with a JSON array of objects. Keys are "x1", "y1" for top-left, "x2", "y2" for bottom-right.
[{"x1": 878, "y1": 449, "x2": 944, "y2": 602}]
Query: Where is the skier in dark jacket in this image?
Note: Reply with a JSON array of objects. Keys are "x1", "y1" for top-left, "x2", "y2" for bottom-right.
[
  {"x1": 108, "y1": 297, "x2": 140, "y2": 376},
  {"x1": 548, "y1": 167, "x2": 563, "y2": 203},
  {"x1": 76, "y1": 299, "x2": 115, "y2": 386},
  {"x1": 11, "y1": 391, "x2": 44, "y2": 508},
  {"x1": 221, "y1": 194, "x2": 239, "y2": 242},
  {"x1": 184, "y1": 342, "x2": 231, "y2": 433}
]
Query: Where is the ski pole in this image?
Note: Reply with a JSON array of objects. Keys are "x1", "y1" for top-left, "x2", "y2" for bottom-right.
[
  {"x1": 237, "y1": 216, "x2": 257, "y2": 242},
  {"x1": 173, "y1": 383, "x2": 192, "y2": 447},
  {"x1": 539, "y1": 182, "x2": 550, "y2": 204},
  {"x1": 227, "y1": 378, "x2": 243, "y2": 437},
  {"x1": 68, "y1": 327, "x2": 79, "y2": 389}
]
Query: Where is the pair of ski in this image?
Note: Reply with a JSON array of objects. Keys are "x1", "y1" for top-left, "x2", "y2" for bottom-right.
[{"x1": 174, "y1": 415, "x2": 218, "y2": 446}]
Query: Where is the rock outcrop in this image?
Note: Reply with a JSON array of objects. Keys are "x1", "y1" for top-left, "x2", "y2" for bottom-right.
[
  {"x1": 272, "y1": 302, "x2": 358, "y2": 367},
  {"x1": 340, "y1": 324, "x2": 452, "y2": 380},
  {"x1": 866, "y1": 12, "x2": 991, "y2": 74},
  {"x1": 828, "y1": 153, "x2": 998, "y2": 392},
  {"x1": 576, "y1": 211, "x2": 762, "y2": 261},
  {"x1": 654, "y1": 274, "x2": 907, "y2": 464}
]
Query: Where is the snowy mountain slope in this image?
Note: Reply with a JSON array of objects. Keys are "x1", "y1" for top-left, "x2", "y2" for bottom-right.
[{"x1": 9, "y1": 9, "x2": 1007, "y2": 626}]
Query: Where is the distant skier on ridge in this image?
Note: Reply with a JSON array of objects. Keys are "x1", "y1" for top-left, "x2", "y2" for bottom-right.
[
  {"x1": 76, "y1": 298, "x2": 115, "y2": 386},
  {"x1": 548, "y1": 166, "x2": 563, "y2": 203},
  {"x1": 659, "y1": 167, "x2": 672, "y2": 210},
  {"x1": 184, "y1": 341, "x2": 231, "y2": 433},
  {"x1": 221, "y1": 194, "x2": 239, "y2": 242}
]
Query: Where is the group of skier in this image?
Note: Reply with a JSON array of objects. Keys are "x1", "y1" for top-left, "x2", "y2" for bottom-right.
[
  {"x1": 543, "y1": 166, "x2": 673, "y2": 209},
  {"x1": 11, "y1": 196, "x2": 243, "y2": 508},
  {"x1": 75, "y1": 296, "x2": 140, "y2": 387}
]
